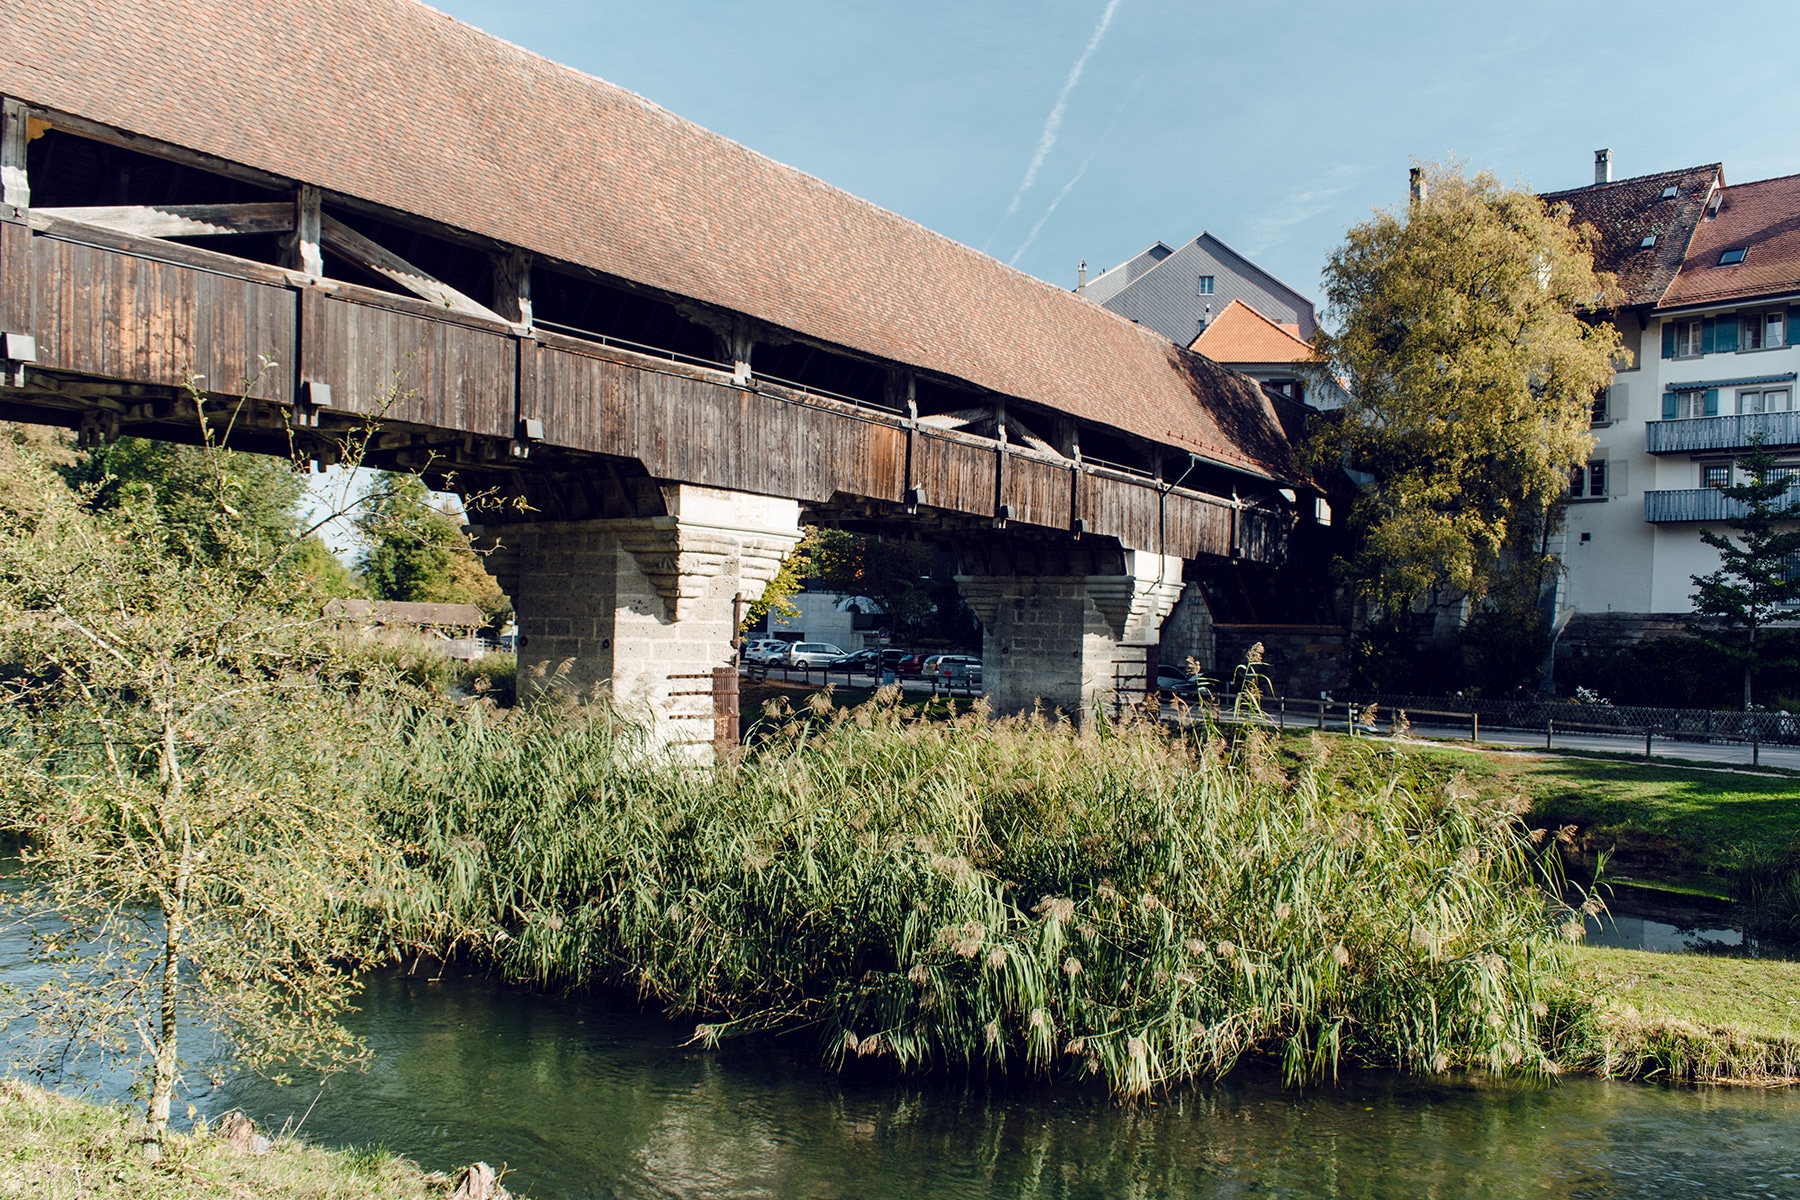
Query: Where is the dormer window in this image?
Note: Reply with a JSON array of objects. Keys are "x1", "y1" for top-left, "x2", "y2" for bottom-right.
[
  {"x1": 1196, "y1": 276, "x2": 1215, "y2": 296},
  {"x1": 1660, "y1": 185, "x2": 1679, "y2": 199},
  {"x1": 1640, "y1": 235, "x2": 1657, "y2": 248},
  {"x1": 1719, "y1": 247, "x2": 1747, "y2": 265}
]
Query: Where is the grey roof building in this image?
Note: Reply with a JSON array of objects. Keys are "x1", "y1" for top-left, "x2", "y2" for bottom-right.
[{"x1": 1080, "y1": 233, "x2": 1318, "y2": 347}]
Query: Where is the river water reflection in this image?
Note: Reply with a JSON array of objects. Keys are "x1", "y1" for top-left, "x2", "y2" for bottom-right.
[{"x1": 190, "y1": 970, "x2": 1798, "y2": 1200}]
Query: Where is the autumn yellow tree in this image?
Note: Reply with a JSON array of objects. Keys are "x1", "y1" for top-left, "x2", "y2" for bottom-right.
[{"x1": 1312, "y1": 164, "x2": 1622, "y2": 647}]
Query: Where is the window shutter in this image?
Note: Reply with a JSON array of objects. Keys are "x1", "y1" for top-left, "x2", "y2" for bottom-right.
[
  {"x1": 1702, "y1": 317, "x2": 1716, "y2": 354},
  {"x1": 1609, "y1": 460, "x2": 1630, "y2": 497},
  {"x1": 1661, "y1": 322, "x2": 1676, "y2": 358},
  {"x1": 1715, "y1": 314, "x2": 1739, "y2": 353},
  {"x1": 1704, "y1": 387, "x2": 1719, "y2": 416},
  {"x1": 1662, "y1": 391, "x2": 1678, "y2": 419},
  {"x1": 1789, "y1": 308, "x2": 1799, "y2": 348}
]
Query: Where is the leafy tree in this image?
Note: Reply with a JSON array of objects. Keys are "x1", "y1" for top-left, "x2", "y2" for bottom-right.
[
  {"x1": 1311, "y1": 163, "x2": 1621, "y2": 622},
  {"x1": 354, "y1": 472, "x2": 510, "y2": 627},
  {"x1": 61, "y1": 436, "x2": 306, "y2": 564},
  {"x1": 1690, "y1": 436, "x2": 1800, "y2": 710},
  {"x1": 0, "y1": 395, "x2": 414, "y2": 1161}
]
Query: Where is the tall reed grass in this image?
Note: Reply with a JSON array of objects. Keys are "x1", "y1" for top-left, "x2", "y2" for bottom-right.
[{"x1": 372, "y1": 690, "x2": 1587, "y2": 1096}]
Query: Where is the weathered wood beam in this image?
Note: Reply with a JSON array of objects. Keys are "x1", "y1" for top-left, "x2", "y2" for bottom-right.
[
  {"x1": 1, "y1": 98, "x2": 29, "y2": 211},
  {"x1": 35, "y1": 202, "x2": 295, "y2": 239},
  {"x1": 492, "y1": 249, "x2": 533, "y2": 326},
  {"x1": 319, "y1": 213, "x2": 502, "y2": 323},
  {"x1": 286, "y1": 185, "x2": 323, "y2": 277},
  {"x1": 33, "y1": 106, "x2": 292, "y2": 192}
]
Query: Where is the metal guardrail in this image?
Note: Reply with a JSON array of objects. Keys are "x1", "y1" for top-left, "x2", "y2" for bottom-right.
[
  {"x1": 1645, "y1": 484, "x2": 1800, "y2": 523},
  {"x1": 1336, "y1": 690, "x2": 1800, "y2": 751},
  {"x1": 1646, "y1": 409, "x2": 1800, "y2": 455}
]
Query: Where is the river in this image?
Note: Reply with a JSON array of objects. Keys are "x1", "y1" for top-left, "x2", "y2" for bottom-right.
[
  {"x1": 191, "y1": 969, "x2": 1795, "y2": 1200},
  {"x1": 7, "y1": 878, "x2": 1800, "y2": 1197}
]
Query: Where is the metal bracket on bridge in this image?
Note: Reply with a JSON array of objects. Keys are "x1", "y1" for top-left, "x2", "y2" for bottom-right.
[
  {"x1": 0, "y1": 331, "x2": 34, "y2": 387},
  {"x1": 291, "y1": 379, "x2": 331, "y2": 428},
  {"x1": 510, "y1": 417, "x2": 544, "y2": 460}
]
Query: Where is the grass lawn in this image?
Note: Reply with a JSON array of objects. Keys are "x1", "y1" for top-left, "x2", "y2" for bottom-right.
[
  {"x1": 0, "y1": 1079, "x2": 479, "y2": 1199},
  {"x1": 1386, "y1": 745, "x2": 1800, "y2": 887},
  {"x1": 1572, "y1": 945, "x2": 1800, "y2": 1037}
]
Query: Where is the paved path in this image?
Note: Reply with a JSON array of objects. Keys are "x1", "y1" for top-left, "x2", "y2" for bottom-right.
[{"x1": 742, "y1": 667, "x2": 1800, "y2": 772}]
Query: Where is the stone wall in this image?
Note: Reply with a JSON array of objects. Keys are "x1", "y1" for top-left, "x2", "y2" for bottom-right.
[{"x1": 1213, "y1": 624, "x2": 1349, "y2": 697}]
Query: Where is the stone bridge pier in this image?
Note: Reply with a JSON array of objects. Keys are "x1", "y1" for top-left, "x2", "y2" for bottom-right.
[
  {"x1": 955, "y1": 550, "x2": 1186, "y2": 719},
  {"x1": 474, "y1": 485, "x2": 801, "y2": 746}
]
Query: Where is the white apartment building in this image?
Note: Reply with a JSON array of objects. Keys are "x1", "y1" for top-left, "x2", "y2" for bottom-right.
[{"x1": 1543, "y1": 156, "x2": 1800, "y2": 644}]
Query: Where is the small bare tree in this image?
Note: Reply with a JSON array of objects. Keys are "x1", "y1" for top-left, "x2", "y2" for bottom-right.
[{"x1": 0, "y1": 368, "x2": 472, "y2": 1158}]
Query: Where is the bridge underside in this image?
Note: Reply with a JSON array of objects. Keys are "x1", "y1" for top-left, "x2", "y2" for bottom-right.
[{"x1": 0, "y1": 100, "x2": 1326, "y2": 738}]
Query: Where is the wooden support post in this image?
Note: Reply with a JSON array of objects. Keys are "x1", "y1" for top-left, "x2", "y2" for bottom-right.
[
  {"x1": 713, "y1": 666, "x2": 740, "y2": 756},
  {"x1": 1545, "y1": 718, "x2": 1553, "y2": 750},
  {"x1": 0, "y1": 98, "x2": 32, "y2": 365},
  {"x1": 492, "y1": 249, "x2": 533, "y2": 328},
  {"x1": 993, "y1": 397, "x2": 1010, "y2": 523},
  {"x1": 730, "y1": 318, "x2": 754, "y2": 386},
  {"x1": 2, "y1": 98, "x2": 32, "y2": 213},
  {"x1": 1471, "y1": 712, "x2": 1479, "y2": 745},
  {"x1": 285, "y1": 184, "x2": 323, "y2": 277}
]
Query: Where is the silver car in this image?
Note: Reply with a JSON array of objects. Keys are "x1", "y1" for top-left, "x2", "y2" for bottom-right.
[{"x1": 782, "y1": 641, "x2": 848, "y2": 669}]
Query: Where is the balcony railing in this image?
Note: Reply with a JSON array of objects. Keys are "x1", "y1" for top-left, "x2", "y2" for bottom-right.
[
  {"x1": 1645, "y1": 408, "x2": 1800, "y2": 454},
  {"x1": 1644, "y1": 485, "x2": 1800, "y2": 523}
]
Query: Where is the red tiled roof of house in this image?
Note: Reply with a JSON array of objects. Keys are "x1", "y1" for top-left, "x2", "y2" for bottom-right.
[
  {"x1": 0, "y1": 0, "x2": 1297, "y2": 482},
  {"x1": 1541, "y1": 164, "x2": 1722, "y2": 307},
  {"x1": 1189, "y1": 300, "x2": 1316, "y2": 364},
  {"x1": 1661, "y1": 172, "x2": 1800, "y2": 309}
]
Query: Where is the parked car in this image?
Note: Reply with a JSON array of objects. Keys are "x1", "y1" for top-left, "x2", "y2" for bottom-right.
[
  {"x1": 840, "y1": 649, "x2": 883, "y2": 672},
  {"x1": 782, "y1": 641, "x2": 848, "y2": 669},
  {"x1": 1154, "y1": 664, "x2": 1215, "y2": 702},
  {"x1": 740, "y1": 639, "x2": 789, "y2": 665},
  {"x1": 738, "y1": 639, "x2": 767, "y2": 664},
  {"x1": 934, "y1": 654, "x2": 983, "y2": 688},
  {"x1": 894, "y1": 653, "x2": 930, "y2": 678}
]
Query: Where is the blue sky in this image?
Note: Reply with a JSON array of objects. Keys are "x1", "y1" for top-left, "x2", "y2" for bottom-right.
[{"x1": 428, "y1": 0, "x2": 1796, "y2": 316}]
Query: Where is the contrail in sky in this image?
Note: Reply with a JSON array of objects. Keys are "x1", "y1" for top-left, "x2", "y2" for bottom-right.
[
  {"x1": 987, "y1": 0, "x2": 1124, "y2": 245},
  {"x1": 1008, "y1": 85, "x2": 1139, "y2": 268}
]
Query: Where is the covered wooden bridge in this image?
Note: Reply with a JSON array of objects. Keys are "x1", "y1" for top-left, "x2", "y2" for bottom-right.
[{"x1": 0, "y1": 0, "x2": 1328, "y2": 732}]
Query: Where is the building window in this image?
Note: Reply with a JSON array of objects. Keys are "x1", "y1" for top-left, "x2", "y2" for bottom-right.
[
  {"x1": 1672, "y1": 389, "x2": 1708, "y2": 419},
  {"x1": 1196, "y1": 276, "x2": 1214, "y2": 296},
  {"x1": 1719, "y1": 247, "x2": 1748, "y2": 266},
  {"x1": 1766, "y1": 311, "x2": 1786, "y2": 348},
  {"x1": 1743, "y1": 313, "x2": 1763, "y2": 350},
  {"x1": 1739, "y1": 388, "x2": 1792, "y2": 415},
  {"x1": 1677, "y1": 320, "x2": 1704, "y2": 357},
  {"x1": 1768, "y1": 465, "x2": 1800, "y2": 490},
  {"x1": 1640, "y1": 235, "x2": 1657, "y2": 248},
  {"x1": 1702, "y1": 464, "x2": 1732, "y2": 489},
  {"x1": 1591, "y1": 390, "x2": 1610, "y2": 424},
  {"x1": 1570, "y1": 459, "x2": 1608, "y2": 498},
  {"x1": 1661, "y1": 184, "x2": 1679, "y2": 199}
]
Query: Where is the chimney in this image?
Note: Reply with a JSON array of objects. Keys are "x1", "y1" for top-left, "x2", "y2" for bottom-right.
[
  {"x1": 1595, "y1": 149, "x2": 1612, "y2": 185},
  {"x1": 1077, "y1": 259, "x2": 1088, "y2": 294},
  {"x1": 1408, "y1": 166, "x2": 1426, "y2": 205}
]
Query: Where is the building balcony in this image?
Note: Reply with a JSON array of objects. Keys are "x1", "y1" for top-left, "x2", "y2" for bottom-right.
[
  {"x1": 1645, "y1": 409, "x2": 1800, "y2": 454},
  {"x1": 1644, "y1": 485, "x2": 1800, "y2": 523}
]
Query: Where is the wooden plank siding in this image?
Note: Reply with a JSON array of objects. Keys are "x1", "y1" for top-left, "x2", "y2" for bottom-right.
[
  {"x1": 33, "y1": 233, "x2": 291, "y2": 401},
  {"x1": 531, "y1": 337, "x2": 907, "y2": 505},
  {"x1": 300, "y1": 289, "x2": 513, "y2": 437},
  {"x1": 913, "y1": 430, "x2": 997, "y2": 517},
  {"x1": 0, "y1": 218, "x2": 30, "y2": 335},
  {"x1": 1002, "y1": 452, "x2": 1072, "y2": 530},
  {"x1": 13, "y1": 222, "x2": 1284, "y2": 564}
]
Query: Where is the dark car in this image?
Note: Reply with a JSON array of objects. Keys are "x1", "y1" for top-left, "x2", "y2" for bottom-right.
[
  {"x1": 1155, "y1": 664, "x2": 1214, "y2": 702},
  {"x1": 894, "y1": 653, "x2": 929, "y2": 678},
  {"x1": 840, "y1": 649, "x2": 882, "y2": 672}
]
